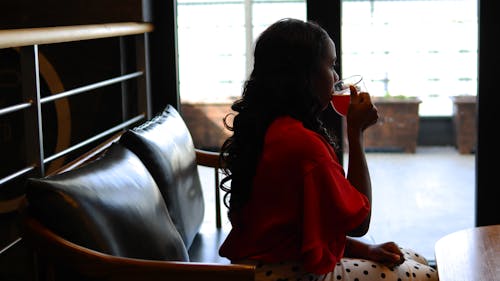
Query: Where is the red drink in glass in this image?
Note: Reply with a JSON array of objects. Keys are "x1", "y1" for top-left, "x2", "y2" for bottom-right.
[
  {"x1": 330, "y1": 75, "x2": 363, "y2": 117},
  {"x1": 331, "y1": 94, "x2": 350, "y2": 116}
]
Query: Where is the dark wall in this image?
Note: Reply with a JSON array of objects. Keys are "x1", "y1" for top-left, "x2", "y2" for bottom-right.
[
  {"x1": 476, "y1": 0, "x2": 499, "y2": 226},
  {"x1": 149, "y1": 1, "x2": 180, "y2": 115}
]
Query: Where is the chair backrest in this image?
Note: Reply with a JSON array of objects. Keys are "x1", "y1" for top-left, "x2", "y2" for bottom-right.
[
  {"x1": 22, "y1": 125, "x2": 256, "y2": 281},
  {"x1": 25, "y1": 142, "x2": 189, "y2": 261},
  {"x1": 120, "y1": 105, "x2": 204, "y2": 249}
]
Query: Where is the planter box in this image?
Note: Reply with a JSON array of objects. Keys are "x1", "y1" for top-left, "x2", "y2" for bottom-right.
[
  {"x1": 451, "y1": 96, "x2": 476, "y2": 154},
  {"x1": 362, "y1": 97, "x2": 421, "y2": 153},
  {"x1": 183, "y1": 99, "x2": 422, "y2": 154}
]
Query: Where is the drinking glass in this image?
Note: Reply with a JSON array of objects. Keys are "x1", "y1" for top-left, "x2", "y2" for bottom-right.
[{"x1": 330, "y1": 75, "x2": 366, "y2": 116}]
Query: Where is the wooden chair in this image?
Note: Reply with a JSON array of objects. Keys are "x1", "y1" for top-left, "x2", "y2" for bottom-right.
[
  {"x1": 23, "y1": 217, "x2": 254, "y2": 281},
  {"x1": 21, "y1": 106, "x2": 254, "y2": 281}
]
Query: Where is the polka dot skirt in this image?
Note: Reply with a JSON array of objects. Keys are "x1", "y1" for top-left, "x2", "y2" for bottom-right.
[{"x1": 240, "y1": 248, "x2": 439, "y2": 281}]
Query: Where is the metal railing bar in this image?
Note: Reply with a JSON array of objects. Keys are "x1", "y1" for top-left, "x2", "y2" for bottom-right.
[
  {"x1": 40, "y1": 71, "x2": 143, "y2": 104},
  {"x1": 136, "y1": 33, "x2": 152, "y2": 120},
  {"x1": 0, "y1": 101, "x2": 32, "y2": 117},
  {"x1": 0, "y1": 166, "x2": 35, "y2": 186},
  {"x1": 0, "y1": 237, "x2": 22, "y2": 255},
  {"x1": 43, "y1": 114, "x2": 145, "y2": 164},
  {"x1": 20, "y1": 44, "x2": 45, "y2": 177},
  {"x1": 119, "y1": 37, "x2": 130, "y2": 122}
]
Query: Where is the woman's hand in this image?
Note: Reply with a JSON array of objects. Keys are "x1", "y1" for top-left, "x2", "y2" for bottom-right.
[
  {"x1": 366, "y1": 242, "x2": 406, "y2": 268},
  {"x1": 345, "y1": 238, "x2": 405, "y2": 269},
  {"x1": 347, "y1": 85, "x2": 378, "y2": 132}
]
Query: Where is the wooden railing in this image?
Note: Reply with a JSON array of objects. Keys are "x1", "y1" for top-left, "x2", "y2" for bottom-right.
[{"x1": 0, "y1": 22, "x2": 154, "y2": 259}]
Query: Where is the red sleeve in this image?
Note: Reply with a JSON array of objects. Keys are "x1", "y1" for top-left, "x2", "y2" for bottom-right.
[{"x1": 300, "y1": 156, "x2": 370, "y2": 274}]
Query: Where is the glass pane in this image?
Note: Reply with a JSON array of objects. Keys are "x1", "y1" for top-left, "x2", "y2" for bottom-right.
[
  {"x1": 341, "y1": 0, "x2": 477, "y2": 262},
  {"x1": 341, "y1": 0, "x2": 478, "y2": 116},
  {"x1": 177, "y1": 1, "x2": 306, "y2": 150},
  {"x1": 177, "y1": 2, "x2": 246, "y2": 104}
]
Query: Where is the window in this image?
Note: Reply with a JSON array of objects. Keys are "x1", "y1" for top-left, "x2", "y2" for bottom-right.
[
  {"x1": 176, "y1": 0, "x2": 306, "y2": 150},
  {"x1": 176, "y1": 0, "x2": 477, "y2": 263},
  {"x1": 340, "y1": 0, "x2": 477, "y2": 262},
  {"x1": 177, "y1": 0, "x2": 306, "y2": 104},
  {"x1": 341, "y1": 0, "x2": 478, "y2": 116}
]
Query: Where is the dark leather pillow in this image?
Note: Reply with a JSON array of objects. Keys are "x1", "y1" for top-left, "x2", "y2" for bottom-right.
[
  {"x1": 25, "y1": 142, "x2": 189, "y2": 261},
  {"x1": 120, "y1": 105, "x2": 204, "y2": 249}
]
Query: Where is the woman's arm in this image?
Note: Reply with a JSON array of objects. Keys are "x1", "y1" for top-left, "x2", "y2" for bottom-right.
[{"x1": 345, "y1": 86, "x2": 378, "y2": 236}]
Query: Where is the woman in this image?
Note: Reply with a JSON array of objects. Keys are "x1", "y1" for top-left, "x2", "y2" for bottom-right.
[{"x1": 219, "y1": 18, "x2": 438, "y2": 281}]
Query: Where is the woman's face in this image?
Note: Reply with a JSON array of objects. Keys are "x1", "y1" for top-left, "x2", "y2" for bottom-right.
[{"x1": 313, "y1": 38, "x2": 339, "y2": 110}]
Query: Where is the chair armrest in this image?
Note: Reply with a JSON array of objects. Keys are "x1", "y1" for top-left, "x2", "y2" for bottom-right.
[
  {"x1": 23, "y1": 217, "x2": 255, "y2": 281},
  {"x1": 195, "y1": 149, "x2": 221, "y2": 168}
]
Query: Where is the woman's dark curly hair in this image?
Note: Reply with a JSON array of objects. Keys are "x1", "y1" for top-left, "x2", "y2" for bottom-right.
[{"x1": 219, "y1": 18, "x2": 338, "y2": 216}]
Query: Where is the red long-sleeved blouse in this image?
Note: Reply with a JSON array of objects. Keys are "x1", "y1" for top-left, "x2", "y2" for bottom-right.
[{"x1": 219, "y1": 116, "x2": 370, "y2": 274}]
